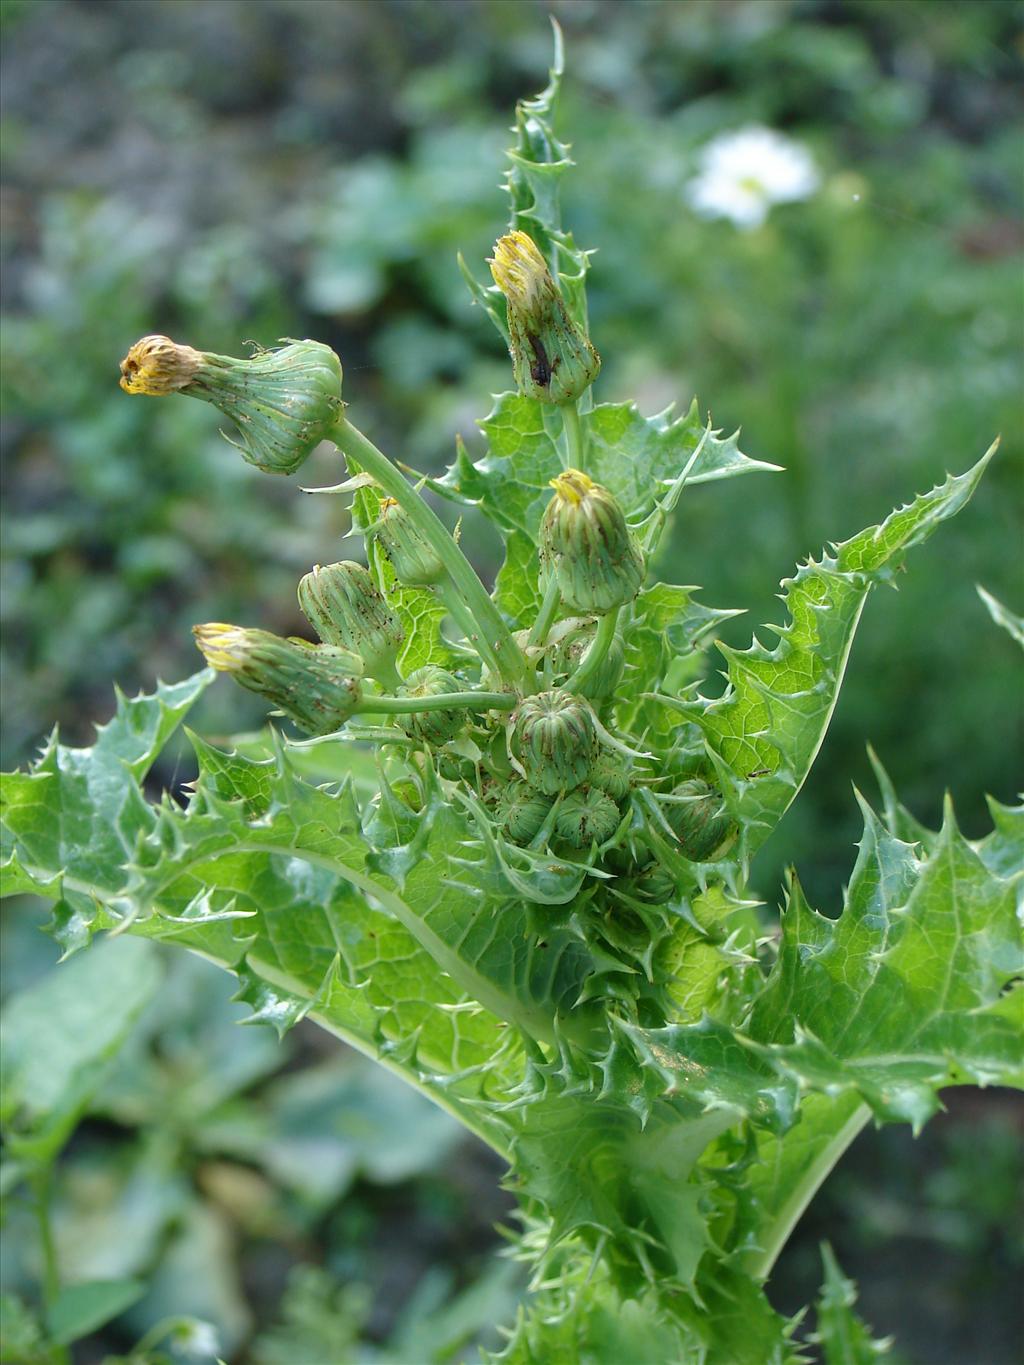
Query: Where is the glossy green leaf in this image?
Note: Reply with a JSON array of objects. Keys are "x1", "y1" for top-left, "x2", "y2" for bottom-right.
[{"x1": 47, "y1": 1277, "x2": 146, "y2": 1346}]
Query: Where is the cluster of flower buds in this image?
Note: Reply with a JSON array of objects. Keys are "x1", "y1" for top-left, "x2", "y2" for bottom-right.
[
  {"x1": 481, "y1": 676, "x2": 638, "y2": 846},
  {"x1": 540, "y1": 470, "x2": 645, "y2": 615},
  {"x1": 120, "y1": 336, "x2": 343, "y2": 475},
  {"x1": 298, "y1": 561, "x2": 403, "y2": 687},
  {"x1": 489, "y1": 230, "x2": 600, "y2": 405},
  {"x1": 192, "y1": 624, "x2": 362, "y2": 736}
]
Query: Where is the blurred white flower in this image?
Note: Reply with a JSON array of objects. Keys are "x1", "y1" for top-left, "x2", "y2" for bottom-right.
[
  {"x1": 171, "y1": 1318, "x2": 220, "y2": 1360},
  {"x1": 686, "y1": 126, "x2": 820, "y2": 229}
]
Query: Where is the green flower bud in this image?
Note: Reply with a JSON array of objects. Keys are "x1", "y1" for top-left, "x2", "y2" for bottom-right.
[
  {"x1": 193, "y1": 623, "x2": 361, "y2": 736},
  {"x1": 540, "y1": 470, "x2": 644, "y2": 614},
  {"x1": 588, "y1": 750, "x2": 632, "y2": 802},
  {"x1": 498, "y1": 781, "x2": 554, "y2": 845},
  {"x1": 547, "y1": 618, "x2": 626, "y2": 700},
  {"x1": 662, "y1": 780, "x2": 738, "y2": 862},
  {"x1": 373, "y1": 498, "x2": 446, "y2": 587},
  {"x1": 554, "y1": 786, "x2": 620, "y2": 848},
  {"x1": 437, "y1": 752, "x2": 476, "y2": 784},
  {"x1": 628, "y1": 862, "x2": 676, "y2": 904},
  {"x1": 489, "y1": 231, "x2": 600, "y2": 404},
  {"x1": 397, "y1": 666, "x2": 467, "y2": 746},
  {"x1": 120, "y1": 335, "x2": 343, "y2": 475},
  {"x1": 298, "y1": 561, "x2": 403, "y2": 685},
  {"x1": 510, "y1": 689, "x2": 596, "y2": 795}
]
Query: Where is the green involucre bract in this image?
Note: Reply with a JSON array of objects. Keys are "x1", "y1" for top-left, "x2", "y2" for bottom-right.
[{"x1": 510, "y1": 689, "x2": 597, "y2": 795}]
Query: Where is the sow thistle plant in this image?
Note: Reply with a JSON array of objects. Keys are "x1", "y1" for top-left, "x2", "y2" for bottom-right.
[{"x1": 3, "y1": 34, "x2": 1022, "y2": 1365}]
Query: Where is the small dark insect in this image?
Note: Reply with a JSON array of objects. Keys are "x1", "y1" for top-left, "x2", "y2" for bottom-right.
[{"x1": 528, "y1": 333, "x2": 560, "y2": 387}]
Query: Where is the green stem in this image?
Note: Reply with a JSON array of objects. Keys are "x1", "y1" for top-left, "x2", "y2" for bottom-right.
[
  {"x1": 561, "y1": 401, "x2": 585, "y2": 473},
  {"x1": 332, "y1": 417, "x2": 528, "y2": 692},
  {"x1": 373, "y1": 658, "x2": 405, "y2": 691},
  {"x1": 528, "y1": 574, "x2": 562, "y2": 649},
  {"x1": 747, "y1": 1100, "x2": 871, "y2": 1282},
  {"x1": 566, "y1": 607, "x2": 620, "y2": 696},
  {"x1": 436, "y1": 581, "x2": 505, "y2": 680},
  {"x1": 356, "y1": 691, "x2": 515, "y2": 715},
  {"x1": 29, "y1": 1166, "x2": 60, "y2": 1309}
]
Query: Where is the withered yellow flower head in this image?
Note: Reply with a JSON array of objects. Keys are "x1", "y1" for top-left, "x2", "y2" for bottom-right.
[
  {"x1": 192, "y1": 622, "x2": 362, "y2": 736},
  {"x1": 540, "y1": 470, "x2": 644, "y2": 615},
  {"x1": 489, "y1": 230, "x2": 551, "y2": 311},
  {"x1": 549, "y1": 468, "x2": 595, "y2": 508},
  {"x1": 192, "y1": 622, "x2": 249, "y2": 673},
  {"x1": 119, "y1": 335, "x2": 203, "y2": 395},
  {"x1": 486, "y1": 229, "x2": 600, "y2": 405}
]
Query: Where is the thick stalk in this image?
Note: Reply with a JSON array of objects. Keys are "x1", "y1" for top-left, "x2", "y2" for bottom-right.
[
  {"x1": 566, "y1": 607, "x2": 620, "y2": 696},
  {"x1": 528, "y1": 574, "x2": 562, "y2": 649},
  {"x1": 561, "y1": 401, "x2": 585, "y2": 473},
  {"x1": 356, "y1": 691, "x2": 515, "y2": 715},
  {"x1": 373, "y1": 657, "x2": 405, "y2": 691},
  {"x1": 332, "y1": 417, "x2": 529, "y2": 692},
  {"x1": 747, "y1": 1099, "x2": 872, "y2": 1282},
  {"x1": 436, "y1": 581, "x2": 506, "y2": 681}
]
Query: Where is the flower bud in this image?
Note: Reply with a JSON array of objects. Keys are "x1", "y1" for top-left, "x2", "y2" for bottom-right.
[
  {"x1": 397, "y1": 666, "x2": 466, "y2": 747},
  {"x1": 540, "y1": 470, "x2": 644, "y2": 614},
  {"x1": 628, "y1": 862, "x2": 676, "y2": 904},
  {"x1": 372, "y1": 498, "x2": 446, "y2": 587},
  {"x1": 193, "y1": 623, "x2": 361, "y2": 736},
  {"x1": 588, "y1": 751, "x2": 632, "y2": 802},
  {"x1": 547, "y1": 617, "x2": 626, "y2": 700},
  {"x1": 437, "y1": 752, "x2": 476, "y2": 784},
  {"x1": 554, "y1": 786, "x2": 620, "y2": 848},
  {"x1": 120, "y1": 335, "x2": 343, "y2": 475},
  {"x1": 498, "y1": 781, "x2": 554, "y2": 844},
  {"x1": 298, "y1": 561, "x2": 403, "y2": 685},
  {"x1": 488, "y1": 231, "x2": 600, "y2": 404},
  {"x1": 662, "y1": 779, "x2": 738, "y2": 862},
  {"x1": 510, "y1": 689, "x2": 596, "y2": 795}
]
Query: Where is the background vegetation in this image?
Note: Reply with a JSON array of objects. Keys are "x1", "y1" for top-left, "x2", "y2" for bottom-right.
[{"x1": 2, "y1": 1, "x2": 1021, "y2": 1361}]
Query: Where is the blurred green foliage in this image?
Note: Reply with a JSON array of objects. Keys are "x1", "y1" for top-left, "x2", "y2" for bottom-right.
[
  {"x1": 1, "y1": 901, "x2": 519, "y2": 1363},
  {"x1": 2, "y1": 1, "x2": 1022, "y2": 1360}
]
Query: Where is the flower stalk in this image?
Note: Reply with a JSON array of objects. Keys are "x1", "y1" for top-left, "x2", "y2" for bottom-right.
[
  {"x1": 331, "y1": 416, "x2": 530, "y2": 693},
  {"x1": 564, "y1": 606, "x2": 621, "y2": 697},
  {"x1": 358, "y1": 691, "x2": 516, "y2": 716}
]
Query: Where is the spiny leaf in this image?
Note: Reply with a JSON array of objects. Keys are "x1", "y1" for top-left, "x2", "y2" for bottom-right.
[
  {"x1": 0, "y1": 672, "x2": 213, "y2": 953},
  {"x1": 809, "y1": 1244, "x2": 893, "y2": 1364},
  {"x1": 679, "y1": 447, "x2": 996, "y2": 856},
  {"x1": 463, "y1": 19, "x2": 592, "y2": 338},
  {"x1": 749, "y1": 792, "x2": 1023, "y2": 1128}
]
